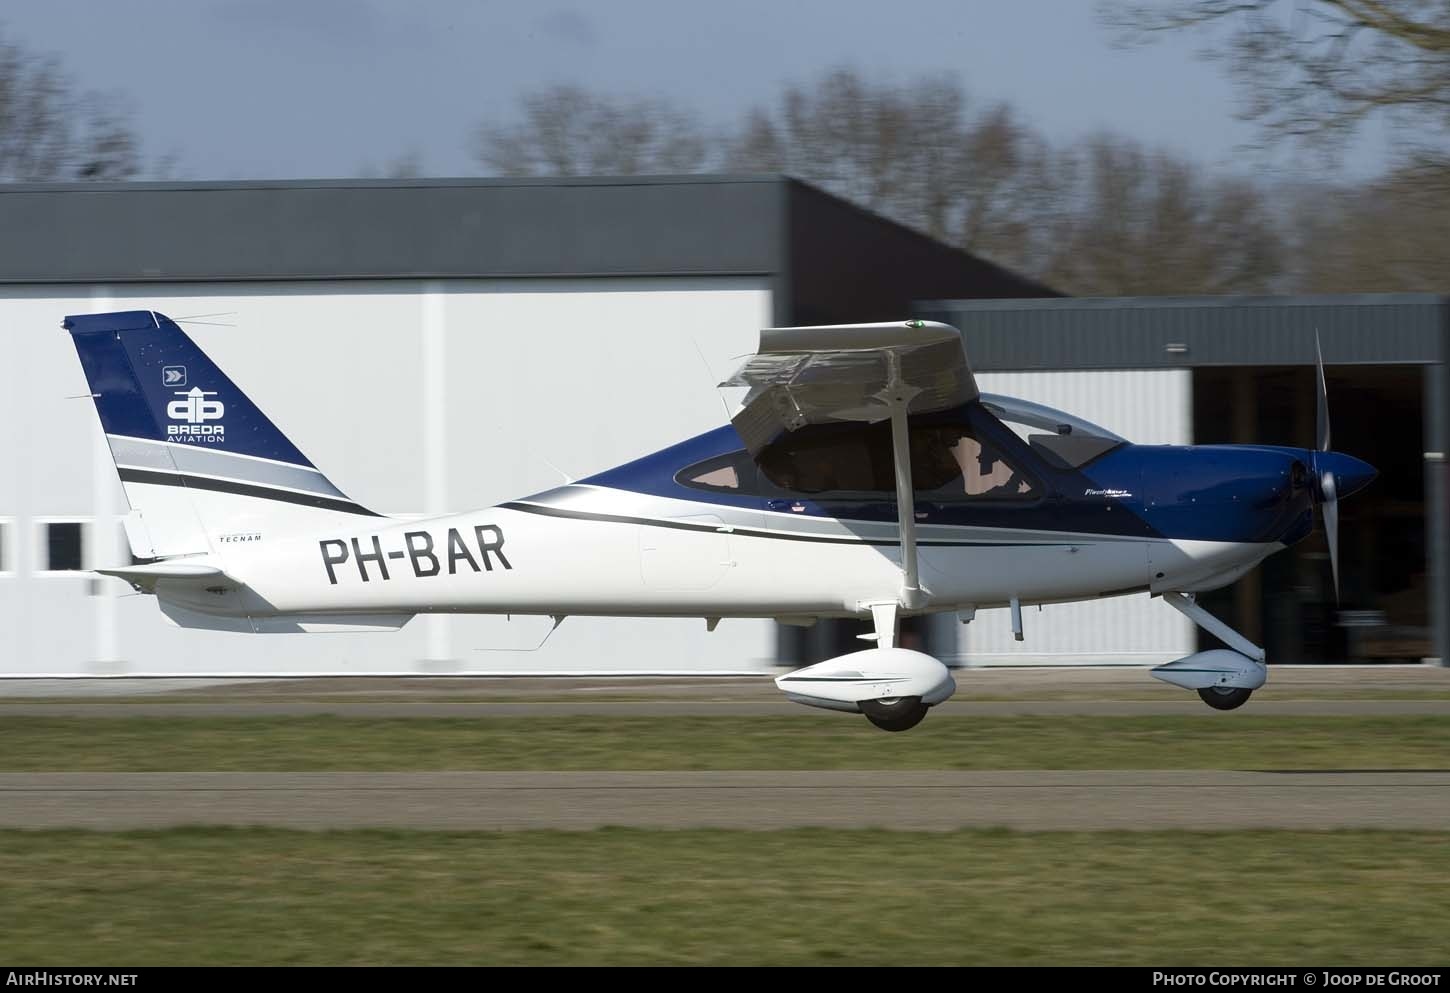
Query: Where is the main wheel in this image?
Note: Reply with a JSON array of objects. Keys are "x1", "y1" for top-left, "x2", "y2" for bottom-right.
[
  {"x1": 1197, "y1": 686, "x2": 1253, "y2": 711},
  {"x1": 859, "y1": 696, "x2": 929, "y2": 732}
]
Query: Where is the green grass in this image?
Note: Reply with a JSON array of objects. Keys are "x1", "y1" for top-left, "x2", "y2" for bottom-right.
[
  {"x1": 1, "y1": 827, "x2": 1447, "y2": 965},
  {"x1": 4, "y1": 715, "x2": 1450, "y2": 770}
]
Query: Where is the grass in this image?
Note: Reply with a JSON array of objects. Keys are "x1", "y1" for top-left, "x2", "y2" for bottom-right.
[
  {"x1": 3, "y1": 715, "x2": 1450, "y2": 770},
  {"x1": 1, "y1": 827, "x2": 1447, "y2": 965}
]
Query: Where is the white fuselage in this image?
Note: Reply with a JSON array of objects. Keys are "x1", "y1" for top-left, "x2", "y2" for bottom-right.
[{"x1": 163, "y1": 483, "x2": 1276, "y2": 624}]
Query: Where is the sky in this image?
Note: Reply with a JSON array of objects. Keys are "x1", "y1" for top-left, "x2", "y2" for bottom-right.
[{"x1": 1, "y1": 0, "x2": 1393, "y2": 182}]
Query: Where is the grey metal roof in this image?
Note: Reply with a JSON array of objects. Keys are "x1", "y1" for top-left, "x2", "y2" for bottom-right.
[
  {"x1": 0, "y1": 175, "x2": 1058, "y2": 322},
  {"x1": 918, "y1": 294, "x2": 1450, "y2": 369},
  {"x1": 0, "y1": 174, "x2": 1058, "y2": 328},
  {"x1": 0, "y1": 175, "x2": 788, "y2": 283}
]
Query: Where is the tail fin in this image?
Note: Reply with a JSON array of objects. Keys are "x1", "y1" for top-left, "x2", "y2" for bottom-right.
[{"x1": 65, "y1": 310, "x2": 379, "y2": 558}]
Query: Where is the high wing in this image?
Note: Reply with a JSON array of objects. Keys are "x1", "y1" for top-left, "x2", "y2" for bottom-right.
[
  {"x1": 721, "y1": 320, "x2": 977, "y2": 454},
  {"x1": 721, "y1": 320, "x2": 977, "y2": 611}
]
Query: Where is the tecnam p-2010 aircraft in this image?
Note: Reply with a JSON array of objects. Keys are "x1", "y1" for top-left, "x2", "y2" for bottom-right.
[{"x1": 65, "y1": 311, "x2": 1375, "y2": 731}]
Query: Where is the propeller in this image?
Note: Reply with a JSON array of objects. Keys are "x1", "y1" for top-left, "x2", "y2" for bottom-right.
[
  {"x1": 1305, "y1": 333, "x2": 1377, "y2": 603},
  {"x1": 1314, "y1": 333, "x2": 1340, "y2": 601}
]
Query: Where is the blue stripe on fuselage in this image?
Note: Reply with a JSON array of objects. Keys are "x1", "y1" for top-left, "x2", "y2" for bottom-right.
[{"x1": 577, "y1": 408, "x2": 1318, "y2": 545}]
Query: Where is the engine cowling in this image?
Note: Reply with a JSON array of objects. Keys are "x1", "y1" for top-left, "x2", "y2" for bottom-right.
[{"x1": 775, "y1": 647, "x2": 957, "y2": 713}]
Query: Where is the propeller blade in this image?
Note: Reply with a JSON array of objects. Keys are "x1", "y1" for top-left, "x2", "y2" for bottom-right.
[
  {"x1": 1322, "y1": 469, "x2": 1340, "y2": 602},
  {"x1": 1315, "y1": 332, "x2": 1331, "y2": 452}
]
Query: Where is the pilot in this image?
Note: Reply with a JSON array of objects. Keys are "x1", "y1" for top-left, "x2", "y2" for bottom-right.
[
  {"x1": 978, "y1": 448, "x2": 1029, "y2": 498},
  {"x1": 919, "y1": 440, "x2": 965, "y2": 492}
]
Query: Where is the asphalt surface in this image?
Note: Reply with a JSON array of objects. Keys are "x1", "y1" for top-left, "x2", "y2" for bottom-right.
[
  {"x1": 3, "y1": 668, "x2": 1447, "y2": 832},
  {"x1": 3, "y1": 699, "x2": 1450, "y2": 716},
  {"x1": 3, "y1": 666, "x2": 1449, "y2": 716},
  {"x1": 4, "y1": 770, "x2": 1447, "y2": 831}
]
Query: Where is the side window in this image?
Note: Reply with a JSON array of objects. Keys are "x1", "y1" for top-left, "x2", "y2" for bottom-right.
[
  {"x1": 911, "y1": 425, "x2": 1037, "y2": 501},
  {"x1": 754, "y1": 421, "x2": 1039, "y2": 499},
  {"x1": 39, "y1": 520, "x2": 87, "y2": 573},
  {"x1": 757, "y1": 426, "x2": 893, "y2": 494},
  {"x1": 677, "y1": 452, "x2": 756, "y2": 494}
]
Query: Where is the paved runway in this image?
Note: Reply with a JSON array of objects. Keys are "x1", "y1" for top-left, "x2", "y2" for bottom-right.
[
  {"x1": 3, "y1": 698, "x2": 1450, "y2": 716},
  {"x1": 4, "y1": 666, "x2": 1449, "y2": 716},
  {"x1": 4, "y1": 770, "x2": 1448, "y2": 831}
]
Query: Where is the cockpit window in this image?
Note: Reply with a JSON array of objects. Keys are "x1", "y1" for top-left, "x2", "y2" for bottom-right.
[
  {"x1": 912, "y1": 426, "x2": 1036, "y2": 499},
  {"x1": 677, "y1": 452, "x2": 751, "y2": 492},
  {"x1": 691, "y1": 464, "x2": 740, "y2": 489},
  {"x1": 756, "y1": 428, "x2": 888, "y2": 493},
  {"x1": 754, "y1": 421, "x2": 1037, "y2": 499},
  {"x1": 980, "y1": 393, "x2": 1127, "y2": 470}
]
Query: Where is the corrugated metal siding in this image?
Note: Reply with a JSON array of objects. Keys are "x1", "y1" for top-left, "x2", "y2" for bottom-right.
[
  {"x1": 957, "y1": 370, "x2": 1195, "y2": 666},
  {"x1": 0, "y1": 177, "x2": 786, "y2": 284},
  {"x1": 920, "y1": 295, "x2": 1446, "y2": 370},
  {"x1": 0, "y1": 277, "x2": 780, "y2": 676}
]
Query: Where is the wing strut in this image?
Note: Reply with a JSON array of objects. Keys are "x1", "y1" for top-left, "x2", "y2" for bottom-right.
[{"x1": 882, "y1": 353, "x2": 926, "y2": 610}]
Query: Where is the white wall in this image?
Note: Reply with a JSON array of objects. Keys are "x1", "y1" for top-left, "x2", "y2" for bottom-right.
[
  {"x1": 958, "y1": 369, "x2": 1196, "y2": 666},
  {"x1": 0, "y1": 277, "x2": 776, "y2": 676}
]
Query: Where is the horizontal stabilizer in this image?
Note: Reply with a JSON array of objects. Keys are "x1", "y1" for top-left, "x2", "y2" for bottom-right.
[
  {"x1": 156, "y1": 600, "x2": 415, "y2": 633},
  {"x1": 97, "y1": 559, "x2": 237, "y2": 593}
]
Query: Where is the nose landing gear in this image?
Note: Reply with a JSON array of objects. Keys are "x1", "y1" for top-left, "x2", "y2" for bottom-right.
[
  {"x1": 1151, "y1": 593, "x2": 1268, "y2": 711},
  {"x1": 1197, "y1": 686, "x2": 1255, "y2": 711}
]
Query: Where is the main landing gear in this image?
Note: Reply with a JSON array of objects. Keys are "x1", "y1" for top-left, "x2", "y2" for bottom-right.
[
  {"x1": 1150, "y1": 592, "x2": 1268, "y2": 711},
  {"x1": 774, "y1": 602, "x2": 957, "y2": 732},
  {"x1": 1197, "y1": 686, "x2": 1255, "y2": 711},
  {"x1": 859, "y1": 695, "x2": 930, "y2": 732}
]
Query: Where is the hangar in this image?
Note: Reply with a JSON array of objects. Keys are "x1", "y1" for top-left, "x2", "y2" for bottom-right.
[
  {"x1": 918, "y1": 295, "x2": 1449, "y2": 668},
  {"x1": 0, "y1": 175, "x2": 1051, "y2": 676}
]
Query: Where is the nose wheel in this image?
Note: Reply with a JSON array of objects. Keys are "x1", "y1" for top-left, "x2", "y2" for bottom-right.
[
  {"x1": 859, "y1": 696, "x2": 929, "y2": 732},
  {"x1": 1153, "y1": 594, "x2": 1268, "y2": 711},
  {"x1": 1197, "y1": 686, "x2": 1253, "y2": 711}
]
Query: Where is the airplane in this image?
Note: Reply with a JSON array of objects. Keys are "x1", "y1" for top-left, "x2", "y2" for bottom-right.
[{"x1": 63, "y1": 311, "x2": 1376, "y2": 731}]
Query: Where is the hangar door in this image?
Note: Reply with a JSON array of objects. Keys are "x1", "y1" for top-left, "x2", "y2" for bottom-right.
[{"x1": 952, "y1": 369, "x2": 1195, "y2": 667}]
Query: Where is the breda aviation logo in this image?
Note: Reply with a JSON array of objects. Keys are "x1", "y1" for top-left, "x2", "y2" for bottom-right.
[{"x1": 166, "y1": 387, "x2": 225, "y2": 444}]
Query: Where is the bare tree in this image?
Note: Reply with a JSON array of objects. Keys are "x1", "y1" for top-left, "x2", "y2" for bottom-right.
[
  {"x1": 475, "y1": 68, "x2": 1292, "y2": 295},
  {"x1": 952, "y1": 104, "x2": 1070, "y2": 278},
  {"x1": 476, "y1": 85, "x2": 710, "y2": 177},
  {"x1": 725, "y1": 68, "x2": 970, "y2": 240},
  {"x1": 721, "y1": 68, "x2": 1284, "y2": 294},
  {"x1": 1101, "y1": 0, "x2": 1450, "y2": 157},
  {"x1": 1042, "y1": 134, "x2": 1285, "y2": 296},
  {"x1": 1102, "y1": 2, "x2": 1450, "y2": 290},
  {"x1": 1291, "y1": 162, "x2": 1450, "y2": 292},
  {"x1": 0, "y1": 26, "x2": 142, "y2": 181}
]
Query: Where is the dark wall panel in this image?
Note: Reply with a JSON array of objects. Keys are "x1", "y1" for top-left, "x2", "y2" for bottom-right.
[
  {"x1": 921, "y1": 295, "x2": 1447, "y2": 369},
  {"x1": 786, "y1": 181, "x2": 1058, "y2": 327},
  {"x1": 0, "y1": 177, "x2": 784, "y2": 283}
]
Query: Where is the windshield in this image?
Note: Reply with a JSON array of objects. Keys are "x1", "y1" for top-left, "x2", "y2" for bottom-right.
[{"x1": 979, "y1": 393, "x2": 1128, "y2": 470}]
